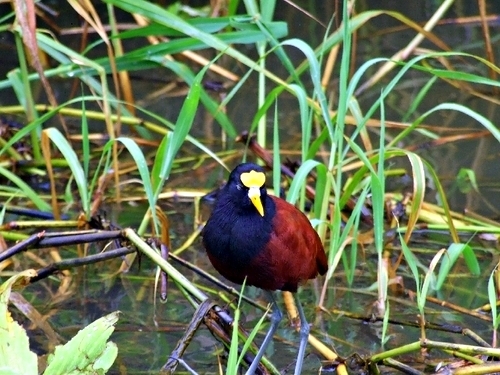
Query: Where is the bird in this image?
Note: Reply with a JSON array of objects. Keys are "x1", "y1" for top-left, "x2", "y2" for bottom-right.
[{"x1": 202, "y1": 162, "x2": 328, "y2": 375}]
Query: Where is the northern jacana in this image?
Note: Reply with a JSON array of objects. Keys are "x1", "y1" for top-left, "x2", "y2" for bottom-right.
[{"x1": 202, "y1": 163, "x2": 328, "y2": 375}]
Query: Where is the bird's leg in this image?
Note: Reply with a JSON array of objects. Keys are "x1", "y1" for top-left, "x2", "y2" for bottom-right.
[
  {"x1": 293, "y1": 293, "x2": 310, "y2": 375},
  {"x1": 245, "y1": 291, "x2": 282, "y2": 375}
]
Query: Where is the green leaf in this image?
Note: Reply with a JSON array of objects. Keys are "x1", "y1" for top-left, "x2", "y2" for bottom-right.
[
  {"x1": 148, "y1": 57, "x2": 236, "y2": 138},
  {"x1": 44, "y1": 312, "x2": 119, "y2": 374},
  {"x1": 282, "y1": 38, "x2": 334, "y2": 140},
  {"x1": 272, "y1": 102, "x2": 281, "y2": 199},
  {"x1": 403, "y1": 76, "x2": 437, "y2": 122},
  {"x1": 117, "y1": 17, "x2": 232, "y2": 38},
  {"x1": 0, "y1": 318, "x2": 38, "y2": 375},
  {"x1": 419, "y1": 249, "x2": 444, "y2": 312},
  {"x1": 81, "y1": 99, "x2": 90, "y2": 181},
  {"x1": 151, "y1": 133, "x2": 171, "y2": 195},
  {"x1": 43, "y1": 128, "x2": 89, "y2": 214},
  {"x1": 456, "y1": 168, "x2": 478, "y2": 194},
  {"x1": 403, "y1": 151, "x2": 426, "y2": 242},
  {"x1": 152, "y1": 59, "x2": 204, "y2": 199},
  {"x1": 488, "y1": 268, "x2": 499, "y2": 330},
  {"x1": 435, "y1": 243, "x2": 465, "y2": 290},
  {"x1": 106, "y1": 137, "x2": 154, "y2": 216},
  {"x1": 312, "y1": 163, "x2": 327, "y2": 217},
  {"x1": 399, "y1": 232, "x2": 421, "y2": 299},
  {"x1": 0, "y1": 271, "x2": 39, "y2": 375},
  {"x1": 286, "y1": 160, "x2": 321, "y2": 204},
  {"x1": 340, "y1": 187, "x2": 369, "y2": 286},
  {"x1": 462, "y1": 244, "x2": 480, "y2": 276},
  {"x1": 285, "y1": 84, "x2": 310, "y2": 161},
  {"x1": 161, "y1": 75, "x2": 201, "y2": 179},
  {"x1": 93, "y1": 342, "x2": 118, "y2": 371},
  {"x1": 435, "y1": 243, "x2": 479, "y2": 290},
  {"x1": 0, "y1": 166, "x2": 51, "y2": 212}
]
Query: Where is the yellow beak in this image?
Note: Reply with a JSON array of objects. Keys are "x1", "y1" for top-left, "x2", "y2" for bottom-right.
[{"x1": 248, "y1": 186, "x2": 264, "y2": 217}]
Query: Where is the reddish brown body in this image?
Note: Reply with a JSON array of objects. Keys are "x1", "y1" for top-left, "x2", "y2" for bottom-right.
[{"x1": 206, "y1": 196, "x2": 328, "y2": 292}]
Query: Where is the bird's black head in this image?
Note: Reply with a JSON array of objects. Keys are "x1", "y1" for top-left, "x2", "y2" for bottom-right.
[{"x1": 224, "y1": 163, "x2": 268, "y2": 216}]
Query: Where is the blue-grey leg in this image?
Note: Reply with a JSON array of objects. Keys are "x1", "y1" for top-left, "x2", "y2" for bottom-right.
[
  {"x1": 293, "y1": 293, "x2": 310, "y2": 375},
  {"x1": 245, "y1": 291, "x2": 282, "y2": 375}
]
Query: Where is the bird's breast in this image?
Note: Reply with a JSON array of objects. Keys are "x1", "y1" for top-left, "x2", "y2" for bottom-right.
[{"x1": 203, "y1": 200, "x2": 275, "y2": 269}]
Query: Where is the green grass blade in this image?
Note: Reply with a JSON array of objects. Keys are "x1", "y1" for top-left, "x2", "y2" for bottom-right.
[
  {"x1": 237, "y1": 311, "x2": 268, "y2": 372},
  {"x1": 104, "y1": 137, "x2": 155, "y2": 221},
  {"x1": 0, "y1": 167, "x2": 51, "y2": 212},
  {"x1": 312, "y1": 164, "x2": 328, "y2": 218},
  {"x1": 272, "y1": 102, "x2": 280, "y2": 197},
  {"x1": 340, "y1": 187, "x2": 369, "y2": 286},
  {"x1": 227, "y1": 0, "x2": 240, "y2": 16},
  {"x1": 117, "y1": 17, "x2": 233, "y2": 38},
  {"x1": 462, "y1": 244, "x2": 480, "y2": 276},
  {"x1": 104, "y1": 0, "x2": 267, "y2": 78},
  {"x1": 259, "y1": 0, "x2": 276, "y2": 22},
  {"x1": 399, "y1": 230, "x2": 421, "y2": 299},
  {"x1": 227, "y1": 293, "x2": 241, "y2": 375},
  {"x1": 248, "y1": 85, "x2": 281, "y2": 135},
  {"x1": 430, "y1": 103, "x2": 500, "y2": 143},
  {"x1": 81, "y1": 98, "x2": 90, "y2": 180},
  {"x1": 148, "y1": 57, "x2": 236, "y2": 138},
  {"x1": 152, "y1": 59, "x2": 206, "y2": 199},
  {"x1": 435, "y1": 243, "x2": 479, "y2": 290},
  {"x1": 419, "y1": 249, "x2": 445, "y2": 313},
  {"x1": 488, "y1": 267, "x2": 499, "y2": 330},
  {"x1": 151, "y1": 133, "x2": 171, "y2": 196},
  {"x1": 402, "y1": 151, "x2": 425, "y2": 243},
  {"x1": 402, "y1": 76, "x2": 437, "y2": 122},
  {"x1": 285, "y1": 84, "x2": 311, "y2": 162},
  {"x1": 286, "y1": 160, "x2": 322, "y2": 204},
  {"x1": 373, "y1": 95, "x2": 386, "y2": 253},
  {"x1": 281, "y1": 38, "x2": 334, "y2": 140},
  {"x1": 43, "y1": 128, "x2": 89, "y2": 215},
  {"x1": 421, "y1": 159, "x2": 459, "y2": 243},
  {"x1": 0, "y1": 10, "x2": 15, "y2": 24},
  {"x1": 152, "y1": 97, "x2": 196, "y2": 193}
]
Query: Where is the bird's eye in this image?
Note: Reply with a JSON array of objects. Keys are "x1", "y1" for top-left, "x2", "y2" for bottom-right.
[{"x1": 236, "y1": 183, "x2": 242, "y2": 190}]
